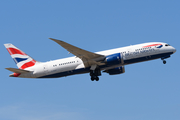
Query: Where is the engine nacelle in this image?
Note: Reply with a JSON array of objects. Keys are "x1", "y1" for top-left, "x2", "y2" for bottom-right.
[
  {"x1": 105, "y1": 53, "x2": 123, "y2": 65},
  {"x1": 104, "y1": 66, "x2": 125, "y2": 75}
]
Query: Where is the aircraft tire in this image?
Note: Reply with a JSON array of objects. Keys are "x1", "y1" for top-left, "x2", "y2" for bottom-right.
[
  {"x1": 91, "y1": 76, "x2": 95, "y2": 81},
  {"x1": 95, "y1": 76, "x2": 99, "y2": 81},
  {"x1": 163, "y1": 60, "x2": 166, "y2": 64}
]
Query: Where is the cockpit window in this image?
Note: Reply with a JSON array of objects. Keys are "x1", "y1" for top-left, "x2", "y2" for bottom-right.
[{"x1": 165, "y1": 44, "x2": 170, "y2": 46}]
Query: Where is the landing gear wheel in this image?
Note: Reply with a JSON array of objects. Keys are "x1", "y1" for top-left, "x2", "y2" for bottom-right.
[
  {"x1": 89, "y1": 68, "x2": 101, "y2": 81},
  {"x1": 95, "y1": 76, "x2": 99, "y2": 81},
  {"x1": 163, "y1": 60, "x2": 166, "y2": 64},
  {"x1": 91, "y1": 76, "x2": 95, "y2": 81}
]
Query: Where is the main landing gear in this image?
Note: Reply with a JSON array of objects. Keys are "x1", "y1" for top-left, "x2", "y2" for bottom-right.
[{"x1": 90, "y1": 68, "x2": 101, "y2": 81}]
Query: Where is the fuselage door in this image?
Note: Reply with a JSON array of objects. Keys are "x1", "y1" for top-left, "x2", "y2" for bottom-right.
[{"x1": 43, "y1": 64, "x2": 49, "y2": 75}]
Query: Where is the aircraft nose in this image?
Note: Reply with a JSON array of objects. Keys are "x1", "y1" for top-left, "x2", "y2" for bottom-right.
[{"x1": 172, "y1": 47, "x2": 176, "y2": 53}]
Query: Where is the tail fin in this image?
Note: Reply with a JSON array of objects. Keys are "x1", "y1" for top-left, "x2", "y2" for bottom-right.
[{"x1": 4, "y1": 43, "x2": 37, "y2": 69}]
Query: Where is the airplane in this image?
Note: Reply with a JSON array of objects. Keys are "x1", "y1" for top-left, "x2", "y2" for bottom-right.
[{"x1": 4, "y1": 38, "x2": 176, "y2": 81}]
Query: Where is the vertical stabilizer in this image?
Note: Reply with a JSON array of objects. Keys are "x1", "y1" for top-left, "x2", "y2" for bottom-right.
[{"x1": 4, "y1": 43, "x2": 38, "y2": 69}]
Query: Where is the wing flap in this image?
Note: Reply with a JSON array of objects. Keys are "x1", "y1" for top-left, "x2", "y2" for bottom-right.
[{"x1": 5, "y1": 68, "x2": 31, "y2": 73}]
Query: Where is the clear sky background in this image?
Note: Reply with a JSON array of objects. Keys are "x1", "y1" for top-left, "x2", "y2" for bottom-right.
[{"x1": 0, "y1": 0, "x2": 180, "y2": 120}]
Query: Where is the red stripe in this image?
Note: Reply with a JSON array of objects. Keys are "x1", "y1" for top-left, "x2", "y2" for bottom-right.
[
  {"x1": 20, "y1": 60, "x2": 36, "y2": 69},
  {"x1": 13, "y1": 73, "x2": 21, "y2": 77},
  {"x1": 143, "y1": 44, "x2": 162, "y2": 48},
  {"x1": 7, "y1": 48, "x2": 26, "y2": 55}
]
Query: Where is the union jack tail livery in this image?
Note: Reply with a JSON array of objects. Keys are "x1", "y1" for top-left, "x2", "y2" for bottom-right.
[{"x1": 4, "y1": 44, "x2": 37, "y2": 70}]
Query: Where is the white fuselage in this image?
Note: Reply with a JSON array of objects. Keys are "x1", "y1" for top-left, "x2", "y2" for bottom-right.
[{"x1": 18, "y1": 42, "x2": 176, "y2": 78}]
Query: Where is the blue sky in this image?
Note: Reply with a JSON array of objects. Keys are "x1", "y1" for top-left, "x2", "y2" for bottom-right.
[{"x1": 1, "y1": 0, "x2": 180, "y2": 120}]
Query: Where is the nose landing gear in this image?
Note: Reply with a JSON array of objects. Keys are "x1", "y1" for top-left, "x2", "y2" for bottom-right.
[
  {"x1": 161, "y1": 55, "x2": 170, "y2": 64},
  {"x1": 161, "y1": 58, "x2": 167, "y2": 64},
  {"x1": 163, "y1": 60, "x2": 166, "y2": 64}
]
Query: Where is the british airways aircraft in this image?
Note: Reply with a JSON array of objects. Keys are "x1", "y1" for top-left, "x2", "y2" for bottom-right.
[{"x1": 4, "y1": 38, "x2": 176, "y2": 81}]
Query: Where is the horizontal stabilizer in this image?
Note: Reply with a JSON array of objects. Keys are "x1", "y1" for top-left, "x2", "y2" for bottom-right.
[{"x1": 5, "y1": 68, "x2": 31, "y2": 73}]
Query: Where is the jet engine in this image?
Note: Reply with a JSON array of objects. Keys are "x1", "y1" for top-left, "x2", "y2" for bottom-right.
[
  {"x1": 104, "y1": 53, "x2": 123, "y2": 65},
  {"x1": 103, "y1": 66, "x2": 125, "y2": 75}
]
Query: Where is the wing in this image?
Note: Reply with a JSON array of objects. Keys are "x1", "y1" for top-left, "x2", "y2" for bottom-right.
[{"x1": 49, "y1": 38, "x2": 105, "y2": 67}]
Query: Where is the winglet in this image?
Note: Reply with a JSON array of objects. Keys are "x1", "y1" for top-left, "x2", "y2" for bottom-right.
[
  {"x1": 49, "y1": 38, "x2": 61, "y2": 42},
  {"x1": 49, "y1": 38, "x2": 63, "y2": 43}
]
